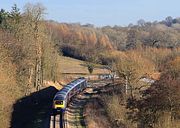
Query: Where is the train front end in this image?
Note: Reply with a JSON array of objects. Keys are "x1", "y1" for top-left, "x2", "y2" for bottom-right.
[
  {"x1": 53, "y1": 95, "x2": 66, "y2": 113},
  {"x1": 53, "y1": 100, "x2": 65, "y2": 109}
]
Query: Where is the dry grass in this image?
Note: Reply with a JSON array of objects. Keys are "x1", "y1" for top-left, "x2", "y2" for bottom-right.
[
  {"x1": 44, "y1": 55, "x2": 110, "y2": 89},
  {"x1": 57, "y1": 56, "x2": 109, "y2": 74},
  {"x1": 55, "y1": 56, "x2": 110, "y2": 83},
  {"x1": 85, "y1": 100, "x2": 112, "y2": 128},
  {"x1": 102, "y1": 95, "x2": 137, "y2": 128},
  {"x1": 155, "y1": 112, "x2": 180, "y2": 128}
]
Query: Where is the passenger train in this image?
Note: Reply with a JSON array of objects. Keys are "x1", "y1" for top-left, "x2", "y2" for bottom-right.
[{"x1": 53, "y1": 77, "x2": 87, "y2": 112}]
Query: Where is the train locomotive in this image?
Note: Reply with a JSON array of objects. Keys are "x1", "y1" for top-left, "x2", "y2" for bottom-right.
[{"x1": 53, "y1": 77, "x2": 87, "y2": 112}]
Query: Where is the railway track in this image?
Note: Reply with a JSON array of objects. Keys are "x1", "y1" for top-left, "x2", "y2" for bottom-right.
[
  {"x1": 50, "y1": 80, "x2": 113, "y2": 128},
  {"x1": 64, "y1": 94, "x2": 88, "y2": 128}
]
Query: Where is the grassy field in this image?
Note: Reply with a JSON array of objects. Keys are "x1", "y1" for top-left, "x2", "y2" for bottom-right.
[
  {"x1": 44, "y1": 56, "x2": 110, "y2": 87},
  {"x1": 57, "y1": 56, "x2": 109, "y2": 74}
]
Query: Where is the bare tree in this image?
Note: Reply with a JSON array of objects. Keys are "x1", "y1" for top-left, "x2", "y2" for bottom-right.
[
  {"x1": 23, "y1": 3, "x2": 46, "y2": 91},
  {"x1": 114, "y1": 51, "x2": 155, "y2": 99}
]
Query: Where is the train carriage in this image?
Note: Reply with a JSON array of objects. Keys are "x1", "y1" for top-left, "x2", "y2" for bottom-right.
[{"x1": 53, "y1": 77, "x2": 87, "y2": 112}]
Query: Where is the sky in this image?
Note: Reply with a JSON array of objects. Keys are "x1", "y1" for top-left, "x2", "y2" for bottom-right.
[{"x1": 1, "y1": 0, "x2": 180, "y2": 26}]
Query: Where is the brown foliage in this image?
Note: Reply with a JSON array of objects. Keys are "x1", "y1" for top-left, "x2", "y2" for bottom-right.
[
  {"x1": 126, "y1": 54, "x2": 180, "y2": 128},
  {"x1": 46, "y1": 22, "x2": 114, "y2": 63},
  {"x1": 166, "y1": 56, "x2": 180, "y2": 78},
  {"x1": 0, "y1": 30, "x2": 22, "y2": 127},
  {"x1": 0, "y1": 3, "x2": 59, "y2": 127},
  {"x1": 115, "y1": 50, "x2": 155, "y2": 84}
]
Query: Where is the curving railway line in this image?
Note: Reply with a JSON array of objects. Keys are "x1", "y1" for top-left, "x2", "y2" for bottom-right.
[{"x1": 50, "y1": 79, "x2": 112, "y2": 128}]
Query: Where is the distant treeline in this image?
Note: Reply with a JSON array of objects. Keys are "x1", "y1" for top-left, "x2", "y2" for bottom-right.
[{"x1": 46, "y1": 17, "x2": 180, "y2": 63}]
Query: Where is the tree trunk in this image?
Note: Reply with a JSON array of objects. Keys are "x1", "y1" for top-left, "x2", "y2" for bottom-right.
[
  {"x1": 25, "y1": 67, "x2": 33, "y2": 95},
  {"x1": 35, "y1": 57, "x2": 42, "y2": 91},
  {"x1": 34, "y1": 21, "x2": 43, "y2": 91},
  {"x1": 168, "y1": 97, "x2": 174, "y2": 121},
  {"x1": 125, "y1": 75, "x2": 128, "y2": 95},
  {"x1": 130, "y1": 84, "x2": 133, "y2": 99}
]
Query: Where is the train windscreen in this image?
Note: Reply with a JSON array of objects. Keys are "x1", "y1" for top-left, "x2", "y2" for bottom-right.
[{"x1": 55, "y1": 100, "x2": 63, "y2": 105}]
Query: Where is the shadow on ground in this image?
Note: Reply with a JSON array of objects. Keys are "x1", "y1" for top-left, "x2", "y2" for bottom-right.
[{"x1": 10, "y1": 86, "x2": 58, "y2": 128}]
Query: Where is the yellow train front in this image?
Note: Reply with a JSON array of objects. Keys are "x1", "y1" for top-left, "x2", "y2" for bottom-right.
[
  {"x1": 53, "y1": 93, "x2": 67, "y2": 113},
  {"x1": 53, "y1": 99, "x2": 65, "y2": 110}
]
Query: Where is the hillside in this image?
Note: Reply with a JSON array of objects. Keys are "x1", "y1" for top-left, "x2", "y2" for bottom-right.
[
  {"x1": 0, "y1": 3, "x2": 180, "y2": 128},
  {"x1": 46, "y1": 18, "x2": 180, "y2": 65},
  {"x1": 58, "y1": 56, "x2": 109, "y2": 74},
  {"x1": 46, "y1": 22, "x2": 114, "y2": 64},
  {"x1": 44, "y1": 55, "x2": 110, "y2": 88}
]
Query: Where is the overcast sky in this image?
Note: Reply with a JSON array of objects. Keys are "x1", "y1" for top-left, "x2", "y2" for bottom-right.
[{"x1": 1, "y1": 0, "x2": 180, "y2": 26}]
